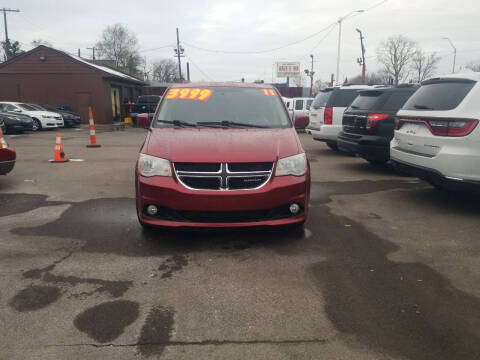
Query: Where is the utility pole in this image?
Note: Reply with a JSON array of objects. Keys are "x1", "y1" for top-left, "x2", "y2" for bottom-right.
[
  {"x1": 174, "y1": 28, "x2": 185, "y2": 82},
  {"x1": 186, "y1": 62, "x2": 190, "y2": 82},
  {"x1": 1, "y1": 7, "x2": 20, "y2": 60},
  {"x1": 335, "y1": 9, "x2": 364, "y2": 85},
  {"x1": 442, "y1": 37, "x2": 456, "y2": 73},
  {"x1": 86, "y1": 47, "x2": 98, "y2": 62},
  {"x1": 356, "y1": 28, "x2": 366, "y2": 83},
  {"x1": 303, "y1": 55, "x2": 315, "y2": 97}
]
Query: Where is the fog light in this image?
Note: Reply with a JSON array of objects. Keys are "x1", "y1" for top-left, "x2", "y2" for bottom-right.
[
  {"x1": 289, "y1": 203, "x2": 300, "y2": 214},
  {"x1": 146, "y1": 205, "x2": 158, "y2": 216}
]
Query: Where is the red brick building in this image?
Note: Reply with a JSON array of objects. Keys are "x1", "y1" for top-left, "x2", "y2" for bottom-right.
[{"x1": 0, "y1": 45, "x2": 145, "y2": 124}]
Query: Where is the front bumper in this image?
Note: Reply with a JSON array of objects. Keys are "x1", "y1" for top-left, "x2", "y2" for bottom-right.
[
  {"x1": 311, "y1": 124, "x2": 342, "y2": 142},
  {"x1": 63, "y1": 118, "x2": 77, "y2": 127},
  {"x1": 136, "y1": 172, "x2": 310, "y2": 228},
  {"x1": 337, "y1": 131, "x2": 390, "y2": 161}
]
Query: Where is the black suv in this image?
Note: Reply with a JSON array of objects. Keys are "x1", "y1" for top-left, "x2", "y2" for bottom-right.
[{"x1": 337, "y1": 85, "x2": 418, "y2": 164}]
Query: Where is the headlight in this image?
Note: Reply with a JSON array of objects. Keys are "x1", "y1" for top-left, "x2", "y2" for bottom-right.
[
  {"x1": 42, "y1": 115, "x2": 51, "y2": 119},
  {"x1": 138, "y1": 153, "x2": 172, "y2": 177},
  {"x1": 275, "y1": 153, "x2": 307, "y2": 177}
]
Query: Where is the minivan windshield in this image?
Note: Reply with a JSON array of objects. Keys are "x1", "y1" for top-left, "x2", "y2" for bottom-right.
[
  {"x1": 155, "y1": 87, "x2": 292, "y2": 128},
  {"x1": 403, "y1": 79, "x2": 475, "y2": 111}
]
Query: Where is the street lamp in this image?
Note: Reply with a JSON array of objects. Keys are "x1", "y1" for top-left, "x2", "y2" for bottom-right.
[
  {"x1": 442, "y1": 37, "x2": 456, "y2": 74},
  {"x1": 335, "y1": 9, "x2": 364, "y2": 85}
]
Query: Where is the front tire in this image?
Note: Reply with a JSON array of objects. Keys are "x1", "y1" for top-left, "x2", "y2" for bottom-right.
[{"x1": 32, "y1": 119, "x2": 42, "y2": 131}]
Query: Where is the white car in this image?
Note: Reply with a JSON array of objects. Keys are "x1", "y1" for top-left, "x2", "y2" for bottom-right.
[
  {"x1": 0, "y1": 102, "x2": 64, "y2": 131},
  {"x1": 391, "y1": 73, "x2": 480, "y2": 192},
  {"x1": 310, "y1": 84, "x2": 377, "y2": 150},
  {"x1": 284, "y1": 97, "x2": 314, "y2": 120}
]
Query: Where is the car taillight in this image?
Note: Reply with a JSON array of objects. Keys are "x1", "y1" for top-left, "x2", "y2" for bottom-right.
[
  {"x1": 397, "y1": 117, "x2": 479, "y2": 137},
  {"x1": 324, "y1": 107, "x2": 333, "y2": 125},
  {"x1": 366, "y1": 113, "x2": 389, "y2": 130}
]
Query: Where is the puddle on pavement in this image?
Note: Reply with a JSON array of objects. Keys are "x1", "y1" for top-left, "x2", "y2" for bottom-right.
[
  {"x1": 0, "y1": 193, "x2": 66, "y2": 217},
  {"x1": 8, "y1": 285, "x2": 61, "y2": 312},
  {"x1": 158, "y1": 255, "x2": 188, "y2": 279},
  {"x1": 137, "y1": 305, "x2": 174, "y2": 357},
  {"x1": 73, "y1": 300, "x2": 139, "y2": 343}
]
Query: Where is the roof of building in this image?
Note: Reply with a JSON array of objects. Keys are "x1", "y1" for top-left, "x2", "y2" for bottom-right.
[{"x1": 0, "y1": 45, "x2": 145, "y2": 85}]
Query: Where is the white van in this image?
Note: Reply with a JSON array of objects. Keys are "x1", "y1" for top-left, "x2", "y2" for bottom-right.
[{"x1": 284, "y1": 97, "x2": 314, "y2": 120}]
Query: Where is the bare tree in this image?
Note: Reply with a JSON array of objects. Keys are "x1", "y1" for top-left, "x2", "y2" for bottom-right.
[
  {"x1": 377, "y1": 35, "x2": 416, "y2": 85},
  {"x1": 151, "y1": 59, "x2": 178, "y2": 82},
  {"x1": 466, "y1": 60, "x2": 480, "y2": 72},
  {"x1": 411, "y1": 50, "x2": 440, "y2": 82},
  {"x1": 96, "y1": 23, "x2": 142, "y2": 76},
  {"x1": 31, "y1": 39, "x2": 52, "y2": 48}
]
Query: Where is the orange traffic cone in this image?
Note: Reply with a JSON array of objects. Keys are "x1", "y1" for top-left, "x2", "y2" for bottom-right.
[
  {"x1": 49, "y1": 133, "x2": 69, "y2": 163},
  {"x1": 86, "y1": 107, "x2": 101, "y2": 148}
]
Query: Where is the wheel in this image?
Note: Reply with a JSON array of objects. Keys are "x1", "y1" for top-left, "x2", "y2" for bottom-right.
[
  {"x1": 327, "y1": 142, "x2": 338, "y2": 151},
  {"x1": 32, "y1": 118, "x2": 42, "y2": 131}
]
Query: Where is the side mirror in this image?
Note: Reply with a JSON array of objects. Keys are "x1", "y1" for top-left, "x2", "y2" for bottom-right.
[{"x1": 137, "y1": 113, "x2": 150, "y2": 129}]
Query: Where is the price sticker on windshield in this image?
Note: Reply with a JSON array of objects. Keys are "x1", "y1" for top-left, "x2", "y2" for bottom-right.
[
  {"x1": 165, "y1": 88, "x2": 214, "y2": 102},
  {"x1": 262, "y1": 89, "x2": 277, "y2": 96}
]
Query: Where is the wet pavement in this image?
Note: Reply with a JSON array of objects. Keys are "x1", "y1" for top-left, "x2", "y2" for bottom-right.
[{"x1": 1, "y1": 128, "x2": 479, "y2": 359}]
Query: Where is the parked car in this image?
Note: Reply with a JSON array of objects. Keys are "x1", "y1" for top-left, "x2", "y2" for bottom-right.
[
  {"x1": 0, "y1": 111, "x2": 34, "y2": 133},
  {"x1": 0, "y1": 129, "x2": 16, "y2": 175},
  {"x1": 306, "y1": 88, "x2": 334, "y2": 135},
  {"x1": 0, "y1": 102, "x2": 63, "y2": 131},
  {"x1": 31, "y1": 104, "x2": 81, "y2": 127},
  {"x1": 0, "y1": 118, "x2": 5, "y2": 134},
  {"x1": 136, "y1": 83, "x2": 310, "y2": 229},
  {"x1": 310, "y1": 84, "x2": 377, "y2": 150},
  {"x1": 337, "y1": 85, "x2": 418, "y2": 164},
  {"x1": 285, "y1": 97, "x2": 314, "y2": 122},
  {"x1": 391, "y1": 74, "x2": 480, "y2": 193},
  {"x1": 129, "y1": 95, "x2": 162, "y2": 126}
]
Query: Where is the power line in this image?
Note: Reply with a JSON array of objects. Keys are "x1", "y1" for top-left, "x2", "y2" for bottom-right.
[
  {"x1": 184, "y1": 54, "x2": 213, "y2": 81},
  {"x1": 139, "y1": 44, "x2": 175, "y2": 53},
  {"x1": 182, "y1": 22, "x2": 338, "y2": 55},
  {"x1": 297, "y1": 24, "x2": 337, "y2": 61}
]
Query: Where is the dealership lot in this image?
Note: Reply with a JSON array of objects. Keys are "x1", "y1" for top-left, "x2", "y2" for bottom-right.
[{"x1": 1, "y1": 128, "x2": 479, "y2": 360}]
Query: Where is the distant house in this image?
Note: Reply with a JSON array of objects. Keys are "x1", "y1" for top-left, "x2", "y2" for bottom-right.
[{"x1": 0, "y1": 45, "x2": 145, "y2": 124}]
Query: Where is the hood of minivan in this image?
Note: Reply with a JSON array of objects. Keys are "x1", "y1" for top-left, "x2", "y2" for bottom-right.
[{"x1": 145, "y1": 128, "x2": 301, "y2": 162}]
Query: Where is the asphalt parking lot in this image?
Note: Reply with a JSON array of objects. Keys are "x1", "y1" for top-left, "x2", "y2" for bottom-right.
[{"x1": 1, "y1": 128, "x2": 479, "y2": 360}]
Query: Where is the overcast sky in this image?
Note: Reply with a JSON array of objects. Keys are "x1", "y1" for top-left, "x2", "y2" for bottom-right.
[{"x1": 5, "y1": 0, "x2": 480, "y2": 84}]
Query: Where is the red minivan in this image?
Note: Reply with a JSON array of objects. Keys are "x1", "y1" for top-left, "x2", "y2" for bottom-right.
[
  {"x1": 135, "y1": 83, "x2": 310, "y2": 228},
  {"x1": 0, "y1": 130, "x2": 16, "y2": 175}
]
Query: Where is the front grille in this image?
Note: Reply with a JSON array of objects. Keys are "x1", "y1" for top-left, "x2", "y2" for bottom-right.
[
  {"x1": 174, "y1": 162, "x2": 273, "y2": 191},
  {"x1": 180, "y1": 176, "x2": 221, "y2": 189},
  {"x1": 175, "y1": 162, "x2": 220, "y2": 172}
]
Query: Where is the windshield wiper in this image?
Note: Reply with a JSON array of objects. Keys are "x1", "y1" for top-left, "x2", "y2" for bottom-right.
[
  {"x1": 413, "y1": 105, "x2": 434, "y2": 110},
  {"x1": 197, "y1": 120, "x2": 266, "y2": 128},
  {"x1": 156, "y1": 120, "x2": 197, "y2": 127}
]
